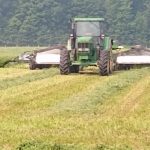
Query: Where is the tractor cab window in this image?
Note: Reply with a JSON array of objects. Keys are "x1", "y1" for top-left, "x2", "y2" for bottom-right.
[{"x1": 76, "y1": 21, "x2": 100, "y2": 37}]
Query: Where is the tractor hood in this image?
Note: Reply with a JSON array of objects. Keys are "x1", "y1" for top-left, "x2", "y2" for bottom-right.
[{"x1": 77, "y1": 37, "x2": 93, "y2": 43}]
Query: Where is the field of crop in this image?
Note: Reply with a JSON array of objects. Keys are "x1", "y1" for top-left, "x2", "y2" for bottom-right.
[
  {"x1": 0, "y1": 47, "x2": 43, "y2": 67},
  {"x1": 0, "y1": 48, "x2": 149, "y2": 150}
]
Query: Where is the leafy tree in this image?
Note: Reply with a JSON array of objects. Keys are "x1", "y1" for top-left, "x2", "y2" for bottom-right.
[{"x1": 0, "y1": 0, "x2": 149, "y2": 46}]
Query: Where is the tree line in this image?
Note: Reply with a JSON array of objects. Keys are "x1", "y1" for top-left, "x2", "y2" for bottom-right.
[{"x1": 0, "y1": 0, "x2": 149, "y2": 46}]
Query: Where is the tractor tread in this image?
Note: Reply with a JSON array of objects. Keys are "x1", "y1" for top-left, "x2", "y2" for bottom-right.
[
  {"x1": 99, "y1": 51, "x2": 110, "y2": 76},
  {"x1": 60, "y1": 49, "x2": 70, "y2": 75}
]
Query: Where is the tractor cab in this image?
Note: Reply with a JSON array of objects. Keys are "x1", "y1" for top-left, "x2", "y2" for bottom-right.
[
  {"x1": 75, "y1": 18, "x2": 104, "y2": 36},
  {"x1": 70, "y1": 18, "x2": 105, "y2": 48}
]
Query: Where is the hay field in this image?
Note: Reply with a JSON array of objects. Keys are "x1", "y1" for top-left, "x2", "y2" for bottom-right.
[{"x1": 0, "y1": 48, "x2": 149, "y2": 150}]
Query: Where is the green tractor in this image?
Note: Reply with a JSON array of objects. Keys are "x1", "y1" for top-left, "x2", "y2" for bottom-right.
[{"x1": 60, "y1": 18, "x2": 114, "y2": 76}]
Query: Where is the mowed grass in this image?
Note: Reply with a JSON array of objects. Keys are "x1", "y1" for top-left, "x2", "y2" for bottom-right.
[{"x1": 0, "y1": 65, "x2": 149, "y2": 150}]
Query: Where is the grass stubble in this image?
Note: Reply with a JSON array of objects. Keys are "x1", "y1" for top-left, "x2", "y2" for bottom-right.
[{"x1": 0, "y1": 48, "x2": 149, "y2": 150}]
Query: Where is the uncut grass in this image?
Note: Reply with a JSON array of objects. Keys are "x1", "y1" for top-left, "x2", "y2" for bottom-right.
[
  {"x1": 0, "y1": 68, "x2": 150, "y2": 149},
  {"x1": 0, "y1": 47, "x2": 44, "y2": 67}
]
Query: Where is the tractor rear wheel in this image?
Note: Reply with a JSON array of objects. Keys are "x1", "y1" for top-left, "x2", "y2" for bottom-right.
[
  {"x1": 60, "y1": 49, "x2": 70, "y2": 75},
  {"x1": 99, "y1": 51, "x2": 111, "y2": 76}
]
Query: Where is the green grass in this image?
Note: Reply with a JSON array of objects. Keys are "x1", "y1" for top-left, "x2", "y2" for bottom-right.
[
  {"x1": 0, "y1": 66, "x2": 149, "y2": 150},
  {"x1": 0, "y1": 47, "x2": 149, "y2": 150},
  {"x1": 0, "y1": 67, "x2": 58, "y2": 90},
  {"x1": 0, "y1": 47, "x2": 43, "y2": 67}
]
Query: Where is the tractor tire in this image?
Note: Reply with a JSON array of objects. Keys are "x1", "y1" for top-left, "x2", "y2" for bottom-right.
[
  {"x1": 60, "y1": 49, "x2": 70, "y2": 75},
  {"x1": 29, "y1": 61, "x2": 36, "y2": 70},
  {"x1": 99, "y1": 51, "x2": 111, "y2": 76}
]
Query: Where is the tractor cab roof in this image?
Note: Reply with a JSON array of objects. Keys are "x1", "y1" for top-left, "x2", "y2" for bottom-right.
[{"x1": 73, "y1": 18, "x2": 105, "y2": 22}]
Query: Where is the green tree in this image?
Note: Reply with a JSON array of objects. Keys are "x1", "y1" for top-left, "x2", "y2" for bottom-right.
[{"x1": 0, "y1": 0, "x2": 149, "y2": 46}]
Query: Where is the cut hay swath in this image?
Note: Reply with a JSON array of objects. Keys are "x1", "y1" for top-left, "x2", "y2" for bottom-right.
[{"x1": 0, "y1": 47, "x2": 149, "y2": 150}]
